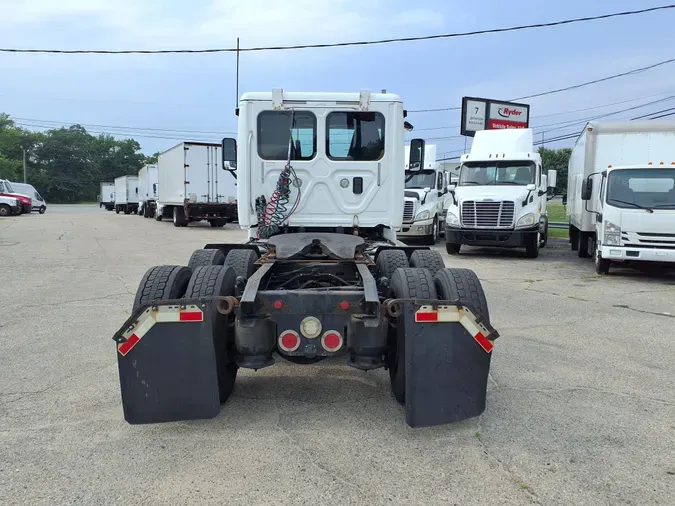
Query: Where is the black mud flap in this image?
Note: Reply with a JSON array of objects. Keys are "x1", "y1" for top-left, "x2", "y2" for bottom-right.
[
  {"x1": 402, "y1": 301, "x2": 498, "y2": 428},
  {"x1": 113, "y1": 300, "x2": 221, "y2": 424}
]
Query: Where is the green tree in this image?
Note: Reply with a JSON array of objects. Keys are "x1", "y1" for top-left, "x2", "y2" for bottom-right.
[{"x1": 538, "y1": 146, "x2": 571, "y2": 196}]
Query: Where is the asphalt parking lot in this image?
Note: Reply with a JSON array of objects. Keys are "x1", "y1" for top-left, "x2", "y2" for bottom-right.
[{"x1": 1, "y1": 205, "x2": 674, "y2": 506}]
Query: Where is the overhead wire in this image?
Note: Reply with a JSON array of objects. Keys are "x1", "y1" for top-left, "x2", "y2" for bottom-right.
[{"x1": 1, "y1": 5, "x2": 672, "y2": 54}]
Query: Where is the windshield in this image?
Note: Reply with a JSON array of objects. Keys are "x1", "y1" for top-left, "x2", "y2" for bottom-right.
[
  {"x1": 606, "y1": 168, "x2": 675, "y2": 209},
  {"x1": 405, "y1": 170, "x2": 436, "y2": 189},
  {"x1": 459, "y1": 161, "x2": 536, "y2": 186}
]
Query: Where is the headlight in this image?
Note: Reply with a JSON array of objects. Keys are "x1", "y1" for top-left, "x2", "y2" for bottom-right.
[
  {"x1": 415, "y1": 210, "x2": 431, "y2": 221},
  {"x1": 445, "y1": 212, "x2": 460, "y2": 227},
  {"x1": 516, "y1": 213, "x2": 535, "y2": 228},
  {"x1": 604, "y1": 221, "x2": 621, "y2": 246}
]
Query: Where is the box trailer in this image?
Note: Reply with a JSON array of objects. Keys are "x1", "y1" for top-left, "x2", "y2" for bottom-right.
[
  {"x1": 138, "y1": 164, "x2": 159, "y2": 218},
  {"x1": 114, "y1": 175, "x2": 140, "y2": 215},
  {"x1": 567, "y1": 120, "x2": 675, "y2": 274},
  {"x1": 155, "y1": 142, "x2": 237, "y2": 227},
  {"x1": 99, "y1": 181, "x2": 115, "y2": 211}
]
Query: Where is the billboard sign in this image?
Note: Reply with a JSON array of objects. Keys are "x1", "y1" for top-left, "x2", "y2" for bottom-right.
[{"x1": 460, "y1": 97, "x2": 530, "y2": 137}]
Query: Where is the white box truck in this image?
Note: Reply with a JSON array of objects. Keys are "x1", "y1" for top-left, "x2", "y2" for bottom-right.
[
  {"x1": 99, "y1": 181, "x2": 115, "y2": 211},
  {"x1": 155, "y1": 142, "x2": 237, "y2": 227},
  {"x1": 138, "y1": 164, "x2": 159, "y2": 218},
  {"x1": 398, "y1": 140, "x2": 452, "y2": 244},
  {"x1": 114, "y1": 175, "x2": 139, "y2": 214},
  {"x1": 567, "y1": 120, "x2": 675, "y2": 274},
  {"x1": 444, "y1": 128, "x2": 557, "y2": 258}
]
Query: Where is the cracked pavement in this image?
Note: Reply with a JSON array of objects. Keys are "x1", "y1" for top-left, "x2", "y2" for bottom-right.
[{"x1": 1, "y1": 205, "x2": 674, "y2": 505}]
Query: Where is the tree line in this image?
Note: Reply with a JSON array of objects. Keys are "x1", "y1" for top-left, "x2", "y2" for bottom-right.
[
  {"x1": 1, "y1": 112, "x2": 572, "y2": 203},
  {"x1": 0, "y1": 113, "x2": 159, "y2": 203}
]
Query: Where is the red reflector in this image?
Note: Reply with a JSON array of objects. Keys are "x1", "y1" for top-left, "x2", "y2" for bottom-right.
[
  {"x1": 323, "y1": 332, "x2": 341, "y2": 350},
  {"x1": 273, "y1": 300, "x2": 283, "y2": 310},
  {"x1": 339, "y1": 301, "x2": 350, "y2": 311},
  {"x1": 280, "y1": 332, "x2": 298, "y2": 350},
  {"x1": 179, "y1": 311, "x2": 203, "y2": 322},
  {"x1": 474, "y1": 332, "x2": 494, "y2": 353},
  {"x1": 415, "y1": 311, "x2": 438, "y2": 322},
  {"x1": 118, "y1": 333, "x2": 140, "y2": 355}
]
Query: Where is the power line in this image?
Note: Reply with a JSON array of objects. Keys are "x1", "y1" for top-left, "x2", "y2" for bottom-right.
[
  {"x1": 1, "y1": 5, "x2": 673, "y2": 54},
  {"x1": 409, "y1": 56, "x2": 675, "y2": 113}
]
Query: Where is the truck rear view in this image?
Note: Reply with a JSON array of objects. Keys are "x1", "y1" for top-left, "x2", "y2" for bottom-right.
[
  {"x1": 155, "y1": 142, "x2": 237, "y2": 227},
  {"x1": 112, "y1": 89, "x2": 501, "y2": 429},
  {"x1": 138, "y1": 164, "x2": 159, "y2": 218},
  {"x1": 114, "y1": 176, "x2": 139, "y2": 215},
  {"x1": 567, "y1": 120, "x2": 675, "y2": 274}
]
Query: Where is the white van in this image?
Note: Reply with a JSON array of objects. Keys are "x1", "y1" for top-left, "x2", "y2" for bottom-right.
[{"x1": 10, "y1": 182, "x2": 47, "y2": 214}]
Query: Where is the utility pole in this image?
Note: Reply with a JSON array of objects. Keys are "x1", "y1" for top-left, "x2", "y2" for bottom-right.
[{"x1": 22, "y1": 148, "x2": 27, "y2": 183}]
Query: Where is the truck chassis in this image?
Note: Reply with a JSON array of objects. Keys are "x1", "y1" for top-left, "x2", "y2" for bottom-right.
[
  {"x1": 158, "y1": 202, "x2": 238, "y2": 227},
  {"x1": 113, "y1": 232, "x2": 499, "y2": 428}
]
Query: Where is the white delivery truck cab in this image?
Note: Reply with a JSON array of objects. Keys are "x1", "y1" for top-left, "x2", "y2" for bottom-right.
[
  {"x1": 10, "y1": 182, "x2": 47, "y2": 214},
  {"x1": 398, "y1": 140, "x2": 452, "y2": 244},
  {"x1": 222, "y1": 89, "x2": 408, "y2": 241},
  {"x1": 138, "y1": 164, "x2": 159, "y2": 218},
  {"x1": 568, "y1": 120, "x2": 675, "y2": 274},
  {"x1": 156, "y1": 142, "x2": 237, "y2": 227},
  {"x1": 99, "y1": 181, "x2": 115, "y2": 211},
  {"x1": 114, "y1": 175, "x2": 139, "y2": 214},
  {"x1": 444, "y1": 128, "x2": 557, "y2": 258}
]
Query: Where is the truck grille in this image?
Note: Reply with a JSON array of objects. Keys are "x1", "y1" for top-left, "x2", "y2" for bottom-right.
[
  {"x1": 621, "y1": 231, "x2": 675, "y2": 249},
  {"x1": 403, "y1": 201, "x2": 415, "y2": 223},
  {"x1": 461, "y1": 200, "x2": 515, "y2": 229}
]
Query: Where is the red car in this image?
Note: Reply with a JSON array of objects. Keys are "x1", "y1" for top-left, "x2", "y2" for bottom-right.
[{"x1": 0, "y1": 179, "x2": 32, "y2": 214}]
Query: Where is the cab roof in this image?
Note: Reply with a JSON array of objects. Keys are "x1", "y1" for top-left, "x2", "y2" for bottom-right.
[{"x1": 240, "y1": 90, "x2": 403, "y2": 103}]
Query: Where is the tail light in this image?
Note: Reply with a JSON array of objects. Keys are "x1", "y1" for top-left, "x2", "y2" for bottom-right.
[
  {"x1": 278, "y1": 330, "x2": 300, "y2": 352},
  {"x1": 321, "y1": 331, "x2": 343, "y2": 352}
]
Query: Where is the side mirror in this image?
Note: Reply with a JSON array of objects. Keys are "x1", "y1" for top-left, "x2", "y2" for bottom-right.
[
  {"x1": 222, "y1": 137, "x2": 237, "y2": 170},
  {"x1": 423, "y1": 186, "x2": 431, "y2": 194},
  {"x1": 526, "y1": 183, "x2": 536, "y2": 191},
  {"x1": 447, "y1": 183, "x2": 456, "y2": 192},
  {"x1": 408, "y1": 138, "x2": 425, "y2": 172},
  {"x1": 547, "y1": 169, "x2": 557, "y2": 189},
  {"x1": 581, "y1": 177, "x2": 593, "y2": 201}
]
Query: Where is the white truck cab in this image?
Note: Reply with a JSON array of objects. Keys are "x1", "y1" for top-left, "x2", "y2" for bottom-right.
[
  {"x1": 221, "y1": 89, "x2": 410, "y2": 242},
  {"x1": 444, "y1": 128, "x2": 557, "y2": 258},
  {"x1": 398, "y1": 140, "x2": 451, "y2": 244},
  {"x1": 569, "y1": 121, "x2": 675, "y2": 274}
]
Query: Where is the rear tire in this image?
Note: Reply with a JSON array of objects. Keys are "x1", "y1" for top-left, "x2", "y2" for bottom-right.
[
  {"x1": 578, "y1": 232, "x2": 591, "y2": 258},
  {"x1": 570, "y1": 226, "x2": 579, "y2": 251},
  {"x1": 184, "y1": 265, "x2": 239, "y2": 404},
  {"x1": 387, "y1": 267, "x2": 438, "y2": 404},
  {"x1": 187, "y1": 248, "x2": 226, "y2": 270},
  {"x1": 173, "y1": 206, "x2": 188, "y2": 227},
  {"x1": 132, "y1": 265, "x2": 193, "y2": 311},
  {"x1": 210, "y1": 219, "x2": 227, "y2": 227},
  {"x1": 433, "y1": 268, "x2": 490, "y2": 323},
  {"x1": 409, "y1": 249, "x2": 445, "y2": 276},
  {"x1": 224, "y1": 249, "x2": 259, "y2": 280},
  {"x1": 376, "y1": 249, "x2": 409, "y2": 280}
]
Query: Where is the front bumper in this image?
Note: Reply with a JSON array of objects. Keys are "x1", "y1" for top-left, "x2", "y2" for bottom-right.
[
  {"x1": 399, "y1": 219, "x2": 434, "y2": 237},
  {"x1": 10, "y1": 205, "x2": 21, "y2": 215},
  {"x1": 21, "y1": 204, "x2": 32, "y2": 213},
  {"x1": 446, "y1": 226, "x2": 538, "y2": 248},
  {"x1": 600, "y1": 245, "x2": 675, "y2": 263}
]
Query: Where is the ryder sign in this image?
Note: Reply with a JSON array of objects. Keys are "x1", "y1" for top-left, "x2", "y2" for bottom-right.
[{"x1": 460, "y1": 97, "x2": 530, "y2": 137}]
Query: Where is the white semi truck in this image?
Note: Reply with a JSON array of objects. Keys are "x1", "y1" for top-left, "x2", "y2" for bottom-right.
[
  {"x1": 99, "y1": 181, "x2": 115, "y2": 211},
  {"x1": 155, "y1": 142, "x2": 237, "y2": 227},
  {"x1": 444, "y1": 128, "x2": 557, "y2": 258},
  {"x1": 567, "y1": 120, "x2": 675, "y2": 274},
  {"x1": 138, "y1": 164, "x2": 159, "y2": 218},
  {"x1": 111, "y1": 89, "x2": 501, "y2": 429},
  {"x1": 398, "y1": 140, "x2": 452, "y2": 244},
  {"x1": 114, "y1": 175, "x2": 139, "y2": 214}
]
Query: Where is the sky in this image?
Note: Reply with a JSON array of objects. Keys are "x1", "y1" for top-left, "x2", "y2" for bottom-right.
[{"x1": 1, "y1": 0, "x2": 675, "y2": 160}]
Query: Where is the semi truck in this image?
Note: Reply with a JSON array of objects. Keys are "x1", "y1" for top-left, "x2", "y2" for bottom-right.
[
  {"x1": 138, "y1": 164, "x2": 159, "y2": 218},
  {"x1": 567, "y1": 120, "x2": 675, "y2": 274},
  {"x1": 111, "y1": 89, "x2": 501, "y2": 428},
  {"x1": 155, "y1": 142, "x2": 238, "y2": 227},
  {"x1": 0, "y1": 179, "x2": 32, "y2": 214},
  {"x1": 444, "y1": 128, "x2": 557, "y2": 258},
  {"x1": 398, "y1": 140, "x2": 452, "y2": 244},
  {"x1": 114, "y1": 175, "x2": 139, "y2": 214},
  {"x1": 99, "y1": 181, "x2": 115, "y2": 211}
]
